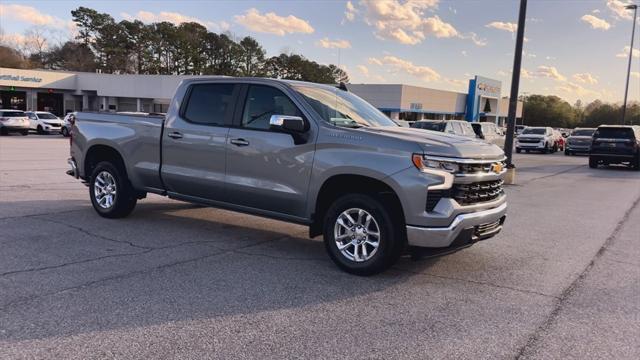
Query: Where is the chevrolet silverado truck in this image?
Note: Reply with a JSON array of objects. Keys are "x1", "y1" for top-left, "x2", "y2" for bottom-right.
[{"x1": 67, "y1": 78, "x2": 507, "y2": 275}]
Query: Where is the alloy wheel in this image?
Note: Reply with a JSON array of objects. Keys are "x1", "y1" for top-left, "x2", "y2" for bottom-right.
[{"x1": 333, "y1": 208, "x2": 380, "y2": 262}]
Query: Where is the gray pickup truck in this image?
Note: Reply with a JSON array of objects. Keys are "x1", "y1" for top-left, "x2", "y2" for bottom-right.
[{"x1": 68, "y1": 78, "x2": 507, "y2": 275}]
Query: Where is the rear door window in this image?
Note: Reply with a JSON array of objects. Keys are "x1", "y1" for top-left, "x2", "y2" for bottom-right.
[
  {"x1": 183, "y1": 83, "x2": 235, "y2": 126},
  {"x1": 1, "y1": 111, "x2": 25, "y2": 117}
]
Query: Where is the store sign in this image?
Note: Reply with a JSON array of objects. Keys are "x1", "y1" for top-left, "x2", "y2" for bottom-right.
[
  {"x1": 475, "y1": 76, "x2": 501, "y2": 97},
  {"x1": 0, "y1": 74, "x2": 43, "y2": 83},
  {"x1": 410, "y1": 103, "x2": 423, "y2": 110}
]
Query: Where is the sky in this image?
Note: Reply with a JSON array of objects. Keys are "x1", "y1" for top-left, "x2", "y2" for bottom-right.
[{"x1": 0, "y1": 0, "x2": 639, "y2": 104}]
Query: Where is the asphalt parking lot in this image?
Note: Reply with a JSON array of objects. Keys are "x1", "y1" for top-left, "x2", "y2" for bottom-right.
[{"x1": 1, "y1": 134, "x2": 639, "y2": 359}]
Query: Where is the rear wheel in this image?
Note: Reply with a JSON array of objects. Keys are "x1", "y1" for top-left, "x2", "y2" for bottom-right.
[
  {"x1": 632, "y1": 155, "x2": 640, "y2": 171},
  {"x1": 323, "y1": 194, "x2": 404, "y2": 276},
  {"x1": 61, "y1": 127, "x2": 69, "y2": 137},
  {"x1": 89, "y1": 161, "x2": 137, "y2": 218},
  {"x1": 21, "y1": 130, "x2": 28, "y2": 136},
  {"x1": 589, "y1": 157, "x2": 598, "y2": 169},
  {"x1": 0, "y1": 128, "x2": 7, "y2": 136}
]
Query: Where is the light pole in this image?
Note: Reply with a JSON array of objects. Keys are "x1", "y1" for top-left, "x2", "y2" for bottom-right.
[
  {"x1": 621, "y1": 4, "x2": 637, "y2": 125},
  {"x1": 503, "y1": 0, "x2": 527, "y2": 184}
]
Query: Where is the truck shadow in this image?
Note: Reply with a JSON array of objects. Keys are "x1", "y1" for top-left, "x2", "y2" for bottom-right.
[{"x1": 0, "y1": 200, "x2": 441, "y2": 343}]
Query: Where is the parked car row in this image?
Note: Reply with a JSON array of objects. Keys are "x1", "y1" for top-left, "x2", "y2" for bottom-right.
[{"x1": 0, "y1": 109, "x2": 75, "y2": 137}]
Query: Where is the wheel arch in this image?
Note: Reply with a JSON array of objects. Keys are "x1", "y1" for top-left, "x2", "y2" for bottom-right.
[{"x1": 309, "y1": 173, "x2": 405, "y2": 238}]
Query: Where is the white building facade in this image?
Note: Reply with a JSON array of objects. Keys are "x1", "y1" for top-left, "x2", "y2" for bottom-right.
[{"x1": 0, "y1": 68, "x2": 521, "y2": 124}]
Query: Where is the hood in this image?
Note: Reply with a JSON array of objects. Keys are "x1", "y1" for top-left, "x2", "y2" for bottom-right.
[
  {"x1": 518, "y1": 134, "x2": 545, "y2": 139},
  {"x1": 360, "y1": 126, "x2": 505, "y2": 160}
]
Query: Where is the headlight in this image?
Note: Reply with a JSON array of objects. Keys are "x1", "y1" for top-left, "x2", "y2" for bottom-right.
[{"x1": 412, "y1": 154, "x2": 459, "y2": 173}]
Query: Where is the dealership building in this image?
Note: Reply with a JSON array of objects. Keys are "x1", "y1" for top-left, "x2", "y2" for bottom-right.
[{"x1": 0, "y1": 68, "x2": 521, "y2": 125}]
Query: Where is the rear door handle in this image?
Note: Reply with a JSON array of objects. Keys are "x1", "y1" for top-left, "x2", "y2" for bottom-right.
[
  {"x1": 167, "y1": 131, "x2": 183, "y2": 139},
  {"x1": 230, "y1": 138, "x2": 250, "y2": 146}
]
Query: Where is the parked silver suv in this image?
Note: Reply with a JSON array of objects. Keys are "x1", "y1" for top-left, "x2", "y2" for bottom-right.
[{"x1": 68, "y1": 78, "x2": 508, "y2": 275}]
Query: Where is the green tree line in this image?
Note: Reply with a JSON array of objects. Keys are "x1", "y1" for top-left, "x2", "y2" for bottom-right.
[
  {"x1": 1, "y1": 6, "x2": 348, "y2": 84},
  {"x1": 522, "y1": 95, "x2": 639, "y2": 128}
]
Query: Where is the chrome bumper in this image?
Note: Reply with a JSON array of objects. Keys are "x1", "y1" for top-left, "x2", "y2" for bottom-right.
[{"x1": 406, "y1": 202, "x2": 507, "y2": 248}]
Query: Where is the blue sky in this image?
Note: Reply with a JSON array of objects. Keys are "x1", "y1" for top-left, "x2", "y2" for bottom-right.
[{"x1": 1, "y1": 0, "x2": 638, "y2": 104}]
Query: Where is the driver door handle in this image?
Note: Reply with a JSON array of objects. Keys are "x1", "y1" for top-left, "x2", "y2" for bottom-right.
[
  {"x1": 230, "y1": 138, "x2": 250, "y2": 146},
  {"x1": 167, "y1": 131, "x2": 183, "y2": 139}
]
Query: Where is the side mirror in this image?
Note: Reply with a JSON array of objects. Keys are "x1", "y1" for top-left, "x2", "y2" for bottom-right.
[{"x1": 270, "y1": 115, "x2": 306, "y2": 132}]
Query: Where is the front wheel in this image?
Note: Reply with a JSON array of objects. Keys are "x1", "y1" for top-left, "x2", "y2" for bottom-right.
[
  {"x1": 61, "y1": 127, "x2": 69, "y2": 137},
  {"x1": 589, "y1": 157, "x2": 598, "y2": 169},
  {"x1": 21, "y1": 130, "x2": 29, "y2": 136},
  {"x1": 323, "y1": 194, "x2": 404, "y2": 276},
  {"x1": 89, "y1": 161, "x2": 137, "y2": 218},
  {"x1": 516, "y1": 148, "x2": 521, "y2": 153}
]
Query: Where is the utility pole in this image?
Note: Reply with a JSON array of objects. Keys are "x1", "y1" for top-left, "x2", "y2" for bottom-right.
[
  {"x1": 503, "y1": 0, "x2": 527, "y2": 184},
  {"x1": 621, "y1": 4, "x2": 637, "y2": 125}
]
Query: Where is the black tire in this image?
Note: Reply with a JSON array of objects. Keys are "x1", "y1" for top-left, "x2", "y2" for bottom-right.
[
  {"x1": 0, "y1": 128, "x2": 7, "y2": 136},
  {"x1": 525, "y1": 149, "x2": 530, "y2": 153},
  {"x1": 544, "y1": 143, "x2": 551, "y2": 154},
  {"x1": 516, "y1": 148, "x2": 521, "y2": 153},
  {"x1": 61, "y1": 127, "x2": 69, "y2": 137},
  {"x1": 21, "y1": 130, "x2": 29, "y2": 136},
  {"x1": 564, "y1": 149, "x2": 570, "y2": 156},
  {"x1": 323, "y1": 193, "x2": 405, "y2": 276},
  {"x1": 36, "y1": 125, "x2": 45, "y2": 135},
  {"x1": 89, "y1": 161, "x2": 137, "y2": 218},
  {"x1": 589, "y1": 157, "x2": 598, "y2": 169}
]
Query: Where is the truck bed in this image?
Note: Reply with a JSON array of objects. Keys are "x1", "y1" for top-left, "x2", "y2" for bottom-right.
[{"x1": 73, "y1": 112, "x2": 166, "y2": 192}]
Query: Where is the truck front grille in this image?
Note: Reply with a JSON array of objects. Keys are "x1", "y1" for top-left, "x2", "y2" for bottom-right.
[
  {"x1": 452, "y1": 179, "x2": 504, "y2": 206},
  {"x1": 518, "y1": 138, "x2": 539, "y2": 143}
]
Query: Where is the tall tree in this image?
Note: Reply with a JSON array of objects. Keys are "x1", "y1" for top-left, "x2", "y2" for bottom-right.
[{"x1": 239, "y1": 36, "x2": 265, "y2": 76}]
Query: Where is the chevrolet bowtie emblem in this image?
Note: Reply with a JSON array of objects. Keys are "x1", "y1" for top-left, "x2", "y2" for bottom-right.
[{"x1": 491, "y1": 163, "x2": 503, "y2": 174}]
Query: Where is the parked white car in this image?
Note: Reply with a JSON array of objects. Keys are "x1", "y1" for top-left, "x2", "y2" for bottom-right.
[
  {"x1": 61, "y1": 112, "x2": 77, "y2": 137},
  {"x1": 515, "y1": 126, "x2": 557, "y2": 153},
  {"x1": 0, "y1": 109, "x2": 30, "y2": 136},
  {"x1": 26, "y1": 111, "x2": 65, "y2": 134}
]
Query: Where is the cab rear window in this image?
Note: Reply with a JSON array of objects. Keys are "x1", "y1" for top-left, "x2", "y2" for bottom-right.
[{"x1": 594, "y1": 128, "x2": 634, "y2": 139}]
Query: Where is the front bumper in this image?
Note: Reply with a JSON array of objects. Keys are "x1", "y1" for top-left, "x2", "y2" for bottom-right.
[
  {"x1": 516, "y1": 141, "x2": 544, "y2": 149},
  {"x1": 566, "y1": 144, "x2": 590, "y2": 152},
  {"x1": 406, "y1": 202, "x2": 507, "y2": 248}
]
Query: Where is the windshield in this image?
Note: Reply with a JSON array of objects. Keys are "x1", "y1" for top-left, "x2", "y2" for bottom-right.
[
  {"x1": 571, "y1": 129, "x2": 595, "y2": 137},
  {"x1": 411, "y1": 121, "x2": 445, "y2": 131},
  {"x1": 522, "y1": 128, "x2": 546, "y2": 135},
  {"x1": 1, "y1": 111, "x2": 25, "y2": 117},
  {"x1": 292, "y1": 85, "x2": 397, "y2": 128},
  {"x1": 37, "y1": 113, "x2": 58, "y2": 119},
  {"x1": 594, "y1": 127, "x2": 634, "y2": 139}
]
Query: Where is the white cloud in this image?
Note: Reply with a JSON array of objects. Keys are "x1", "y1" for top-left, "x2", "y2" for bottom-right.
[
  {"x1": 368, "y1": 55, "x2": 441, "y2": 82},
  {"x1": 445, "y1": 78, "x2": 467, "y2": 90},
  {"x1": 367, "y1": 57, "x2": 383, "y2": 66},
  {"x1": 572, "y1": 73, "x2": 598, "y2": 85},
  {"x1": 345, "y1": 1, "x2": 357, "y2": 21},
  {"x1": 357, "y1": 65, "x2": 370, "y2": 76},
  {"x1": 234, "y1": 8, "x2": 314, "y2": 36},
  {"x1": 616, "y1": 46, "x2": 640, "y2": 58},
  {"x1": 535, "y1": 66, "x2": 567, "y2": 81},
  {"x1": 0, "y1": 32, "x2": 27, "y2": 47},
  {"x1": 556, "y1": 82, "x2": 600, "y2": 98},
  {"x1": 592, "y1": 9, "x2": 601, "y2": 14},
  {"x1": 497, "y1": 68, "x2": 533, "y2": 79},
  {"x1": 316, "y1": 37, "x2": 351, "y2": 49},
  {"x1": 359, "y1": 0, "x2": 465, "y2": 45},
  {"x1": 0, "y1": 4, "x2": 67, "y2": 28},
  {"x1": 580, "y1": 14, "x2": 611, "y2": 30},
  {"x1": 485, "y1": 21, "x2": 517, "y2": 33},
  {"x1": 121, "y1": 11, "x2": 229, "y2": 31},
  {"x1": 607, "y1": 0, "x2": 635, "y2": 20},
  {"x1": 463, "y1": 32, "x2": 487, "y2": 46}
]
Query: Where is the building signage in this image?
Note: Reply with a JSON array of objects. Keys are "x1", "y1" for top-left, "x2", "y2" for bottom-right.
[
  {"x1": 0, "y1": 74, "x2": 43, "y2": 83},
  {"x1": 410, "y1": 102, "x2": 423, "y2": 110},
  {"x1": 474, "y1": 76, "x2": 501, "y2": 98}
]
